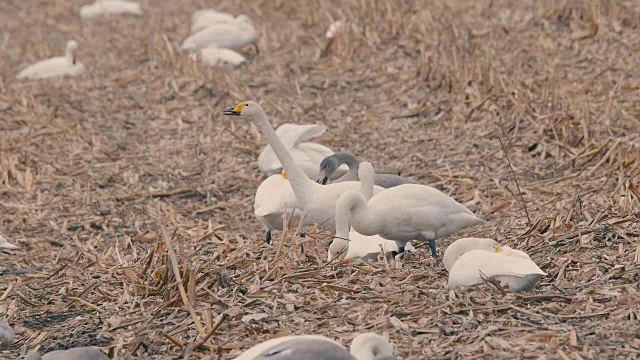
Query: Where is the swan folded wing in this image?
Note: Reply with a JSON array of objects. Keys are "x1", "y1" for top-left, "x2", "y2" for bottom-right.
[
  {"x1": 254, "y1": 175, "x2": 299, "y2": 217},
  {"x1": 234, "y1": 335, "x2": 343, "y2": 360},
  {"x1": 449, "y1": 251, "x2": 545, "y2": 290},
  {"x1": 191, "y1": 13, "x2": 236, "y2": 33},
  {"x1": 180, "y1": 23, "x2": 257, "y2": 51}
]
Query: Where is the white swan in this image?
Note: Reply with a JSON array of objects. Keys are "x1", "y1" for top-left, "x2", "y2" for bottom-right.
[
  {"x1": 190, "y1": 47, "x2": 246, "y2": 67},
  {"x1": 318, "y1": 152, "x2": 416, "y2": 187},
  {"x1": 445, "y1": 238, "x2": 546, "y2": 292},
  {"x1": 191, "y1": 11, "x2": 241, "y2": 34},
  {"x1": 181, "y1": 15, "x2": 258, "y2": 52},
  {"x1": 443, "y1": 237, "x2": 498, "y2": 272},
  {"x1": 79, "y1": 0, "x2": 143, "y2": 19},
  {"x1": 259, "y1": 124, "x2": 346, "y2": 179},
  {"x1": 330, "y1": 162, "x2": 486, "y2": 260},
  {"x1": 0, "y1": 234, "x2": 18, "y2": 250},
  {"x1": 0, "y1": 320, "x2": 14, "y2": 350},
  {"x1": 332, "y1": 230, "x2": 416, "y2": 261},
  {"x1": 16, "y1": 40, "x2": 86, "y2": 80},
  {"x1": 234, "y1": 332, "x2": 393, "y2": 360},
  {"x1": 223, "y1": 101, "x2": 383, "y2": 232},
  {"x1": 254, "y1": 172, "x2": 303, "y2": 244},
  {"x1": 24, "y1": 347, "x2": 109, "y2": 360}
]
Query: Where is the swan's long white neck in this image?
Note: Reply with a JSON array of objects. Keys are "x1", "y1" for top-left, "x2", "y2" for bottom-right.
[
  {"x1": 333, "y1": 191, "x2": 353, "y2": 251},
  {"x1": 350, "y1": 333, "x2": 394, "y2": 360},
  {"x1": 359, "y1": 164, "x2": 375, "y2": 201},
  {"x1": 340, "y1": 192, "x2": 380, "y2": 237},
  {"x1": 251, "y1": 109, "x2": 315, "y2": 201}
]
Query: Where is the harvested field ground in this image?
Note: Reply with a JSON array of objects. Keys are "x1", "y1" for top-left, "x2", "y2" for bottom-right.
[{"x1": 2, "y1": 0, "x2": 640, "y2": 359}]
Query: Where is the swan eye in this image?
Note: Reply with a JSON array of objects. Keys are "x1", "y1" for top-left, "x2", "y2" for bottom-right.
[{"x1": 245, "y1": 103, "x2": 250, "y2": 107}]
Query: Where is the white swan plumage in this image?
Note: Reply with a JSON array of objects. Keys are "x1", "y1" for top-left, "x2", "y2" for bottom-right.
[
  {"x1": 443, "y1": 237, "x2": 498, "y2": 272},
  {"x1": 181, "y1": 15, "x2": 258, "y2": 52},
  {"x1": 234, "y1": 332, "x2": 393, "y2": 360},
  {"x1": 191, "y1": 47, "x2": 246, "y2": 67},
  {"x1": 79, "y1": 0, "x2": 143, "y2": 19},
  {"x1": 445, "y1": 238, "x2": 546, "y2": 292},
  {"x1": 330, "y1": 162, "x2": 486, "y2": 260},
  {"x1": 16, "y1": 40, "x2": 86, "y2": 80},
  {"x1": 254, "y1": 172, "x2": 303, "y2": 243},
  {"x1": 191, "y1": 10, "x2": 240, "y2": 34},
  {"x1": 223, "y1": 101, "x2": 384, "y2": 232},
  {"x1": 258, "y1": 123, "x2": 346, "y2": 179},
  {"x1": 24, "y1": 347, "x2": 109, "y2": 360}
]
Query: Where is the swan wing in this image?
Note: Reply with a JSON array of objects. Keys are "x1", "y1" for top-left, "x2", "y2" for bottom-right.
[
  {"x1": 448, "y1": 250, "x2": 545, "y2": 289},
  {"x1": 191, "y1": 12, "x2": 236, "y2": 33},
  {"x1": 443, "y1": 238, "x2": 499, "y2": 272},
  {"x1": 274, "y1": 124, "x2": 327, "y2": 148},
  {"x1": 254, "y1": 175, "x2": 299, "y2": 217},
  {"x1": 344, "y1": 231, "x2": 399, "y2": 259},
  {"x1": 17, "y1": 57, "x2": 69, "y2": 80},
  {"x1": 235, "y1": 335, "x2": 343, "y2": 360},
  {"x1": 181, "y1": 23, "x2": 257, "y2": 51}
]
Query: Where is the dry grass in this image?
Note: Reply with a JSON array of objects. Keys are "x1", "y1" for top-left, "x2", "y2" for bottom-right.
[{"x1": 1, "y1": 0, "x2": 640, "y2": 358}]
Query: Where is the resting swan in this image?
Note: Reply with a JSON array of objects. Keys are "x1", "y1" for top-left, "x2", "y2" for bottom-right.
[
  {"x1": 445, "y1": 238, "x2": 546, "y2": 292},
  {"x1": 191, "y1": 11, "x2": 244, "y2": 34},
  {"x1": 259, "y1": 124, "x2": 346, "y2": 179},
  {"x1": 191, "y1": 47, "x2": 246, "y2": 67},
  {"x1": 223, "y1": 101, "x2": 383, "y2": 232},
  {"x1": 181, "y1": 15, "x2": 258, "y2": 52},
  {"x1": 330, "y1": 162, "x2": 486, "y2": 260},
  {"x1": 234, "y1": 332, "x2": 394, "y2": 360},
  {"x1": 0, "y1": 320, "x2": 14, "y2": 350},
  {"x1": 318, "y1": 152, "x2": 416, "y2": 187},
  {"x1": 24, "y1": 347, "x2": 109, "y2": 360},
  {"x1": 79, "y1": 0, "x2": 143, "y2": 19},
  {"x1": 16, "y1": 40, "x2": 86, "y2": 80}
]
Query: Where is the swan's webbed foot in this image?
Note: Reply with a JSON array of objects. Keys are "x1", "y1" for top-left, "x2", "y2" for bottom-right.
[{"x1": 265, "y1": 230, "x2": 272, "y2": 245}]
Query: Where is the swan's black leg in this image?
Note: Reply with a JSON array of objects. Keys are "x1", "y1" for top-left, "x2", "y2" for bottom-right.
[
  {"x1": 265, "y1": 230, "x2": 272, "y2": 245},
  {"x1": 391, "y1": 246, "x2": 405, "y2": 260},
  {"x1": 428, "y1": 239, "x2": 437, "y2": 259},
  {"x1": 299, "y1": 233, "x2": 306, "y2": 253}
]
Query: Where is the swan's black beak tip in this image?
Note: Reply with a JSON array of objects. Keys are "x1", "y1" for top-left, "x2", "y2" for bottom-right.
[
  {"x1": 223, "y1": 108, "x2": 240, "y2": 116},
  {"x1": 319, "y1": 176, "x2": 329, "y2": 185}
]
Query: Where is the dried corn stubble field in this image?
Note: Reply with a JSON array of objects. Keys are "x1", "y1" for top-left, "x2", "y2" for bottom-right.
[{"x1": 1, "y1": 0, "x2": 640, "y2": 358}]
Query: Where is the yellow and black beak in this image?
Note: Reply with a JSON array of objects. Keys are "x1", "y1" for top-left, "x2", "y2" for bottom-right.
[
  {"x1": 223, "y1": 103, "x2": 245, "y2": 116},
  {"x1": 72, "y1": 53, "x2": 77, "y2": 65}
]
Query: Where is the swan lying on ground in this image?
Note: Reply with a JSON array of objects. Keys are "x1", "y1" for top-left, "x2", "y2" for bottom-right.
[
  {"x1": 330, "y1": 162, "x2": 486, "y2": 260},
  {"x1": 224, "y1": 101, "x2": 383, "y2": 232},
  {"x1": 190, "y1": 47, "x2": 246, "y2": 67},
  {"x1": 259, "y1": 124, "x2": 346, "y2": 179},
  {"x1": 0, "y1": 320, "x2": 14, "y2": 350},
  {"x1": 191, "y1": 11, "x2": 243, "y2": 34},
  {"x1": 24, "y1": 347, "x2": 109, "y2": 360},
  {"x1": 79, "y1": 0, "x2": 143, "y2": 19},
  {"x1": 318, "y1": 152, "x2": 416, "y2": 187},
  {"x1": 181, "y1": 15, "x2": 258, "y2": 52},
  {"x1": 445, "y1": 237, "x2": 546, "y2": 292},
  {"x1": 235, "y1": 332, "x2": 394, "y2": 360},
  {"x1": 17, "y1": 40, "x2": 86, "y2": 80}
]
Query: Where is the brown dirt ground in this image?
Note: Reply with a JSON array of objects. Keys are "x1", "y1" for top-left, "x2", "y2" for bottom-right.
[{"x1": 2, "y1": 0, "x2": 640, "y2": 359}]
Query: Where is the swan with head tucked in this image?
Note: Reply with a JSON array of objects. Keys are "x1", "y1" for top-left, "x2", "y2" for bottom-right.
[
  {"x1": 223, "y1": 101, "x2": 384, "y2": 232},
  {"x1": 254, "y1": 171, "x2": 303, "y2": 244},
  {"x1": 17, "y1": 40, "x2": 86, "y2": 80},
  {"x1": 24, "y1": 347, "x2": 109, "y2": 360},
  {"x1": 259, "y1": 124, "x2": 347, "y2": 180},
  {"x1": 445, "y1": 238, "x2": 546, "y2": 292},
  {"x1": 191, "y1": 47, "x2": 246, "y2": 67},
  {"x1": 443, "y1": 237, "x2": 498, "y2": 272},
  {"x1": 318, "y1": 152, "x2": 416, "y2": 188},
  {"x1": 181, "y1": 15, "x2": 258, "y2": 52},
  {"x1": 234, "y1": 332, "x2": 394, "y2": 360},
  {"x1": 191, "y1": 11, "x2": 245, "y2": 34},
  {"x1": 0, "y1": 320, "x2": 14, "y2": 350},
  {"x1": 330, "y1": 162, "x2": 486, "y2": 260},
  {"x1": 79, "y1": 0, "x2": 143, "y2": 19},
  {"x1": 0, "y1": 234, "x2": 18, "y2": 250}
]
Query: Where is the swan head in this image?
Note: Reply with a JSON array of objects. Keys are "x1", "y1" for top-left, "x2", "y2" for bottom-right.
[
  {"x1": 328, "y1": 238, "x2": 349, "y2": 261},
  {"x1": 65, "y1": 40, "x2": 79, "y2": 64},
  {"x1": 442, "y1": 237, "x2": 499, "y2": 272},
  {"x1": 318, "y1": 156, "x2": 342, "y2": 185},
  {"x1": 357, "y1": 161, "x2": 375, "y2": 181},
  {"x1": 350, "y1": 333, "x2": 394, "y2": 360},
  {"x1": 223, "y1": 100, "x2": 262, "y2": 118}
]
